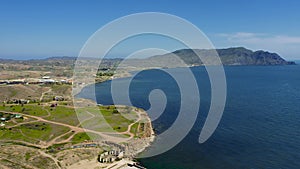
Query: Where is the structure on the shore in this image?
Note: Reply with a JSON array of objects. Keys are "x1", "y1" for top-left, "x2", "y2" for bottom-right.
[{"x1": 98, "y1": 149, "x2": 124, "y2": 163}]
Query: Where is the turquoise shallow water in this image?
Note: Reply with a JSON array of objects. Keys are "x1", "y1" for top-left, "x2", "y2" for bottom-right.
[{"x1": 78, "y1": 65, "x2": 300, "y2": 169}]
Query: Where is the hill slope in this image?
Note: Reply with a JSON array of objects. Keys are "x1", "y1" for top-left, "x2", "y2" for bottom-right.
[
  {"x1": 0, "y1": 47, "x2": 295, "y2": 68},
  {"x1": 150, "y1": 47, "x2": 296, "y2": 66}
]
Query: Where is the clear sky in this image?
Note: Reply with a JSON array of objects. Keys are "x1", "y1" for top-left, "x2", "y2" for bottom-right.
[{"x1": 0, "y1": 0, "x2": 299, "y2": 60}]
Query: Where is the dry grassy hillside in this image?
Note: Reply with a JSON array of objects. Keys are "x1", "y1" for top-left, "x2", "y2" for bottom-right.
[{"x1": 0, "y1": 85, "x2": 49, "y2": 102}]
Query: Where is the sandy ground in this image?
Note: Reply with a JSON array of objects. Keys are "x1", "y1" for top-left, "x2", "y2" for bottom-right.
[
  {"x1": 66, "y1": 158, "x2": 101, "y2": 169},
  {"x1": 67, "y1": 158, "x2": 139, "y2": 169}
]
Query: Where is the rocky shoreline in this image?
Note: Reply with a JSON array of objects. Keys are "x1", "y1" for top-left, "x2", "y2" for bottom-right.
[
  {"x1": 73, "y1": 76, "x2": 155, "y2": 168},
  {"x1": 125, "y1": 113, "x2": 155, "y2": 158}
]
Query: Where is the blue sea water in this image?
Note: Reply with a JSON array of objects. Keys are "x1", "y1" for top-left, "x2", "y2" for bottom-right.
[{"x1": 78, "y1": 65, "x2": 300, "y2": 169}]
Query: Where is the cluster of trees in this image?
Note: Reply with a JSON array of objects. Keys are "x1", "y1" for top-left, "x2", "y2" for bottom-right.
[{"x1": 96, "y1": 72, "x2": 114, "y2": 77}]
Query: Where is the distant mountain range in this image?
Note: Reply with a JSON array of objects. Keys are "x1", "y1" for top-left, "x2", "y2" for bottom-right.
[
  {"x1": 0, "y1": 47, "x2": 296, "y2": 66},
  {"x1": 149, "y1": 47, "x2": 296, "y2": 66}
]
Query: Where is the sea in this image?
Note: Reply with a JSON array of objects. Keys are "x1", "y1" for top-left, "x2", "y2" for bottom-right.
[{"x1": 78, "y1": 65, "x2": 300, "y2": 169}]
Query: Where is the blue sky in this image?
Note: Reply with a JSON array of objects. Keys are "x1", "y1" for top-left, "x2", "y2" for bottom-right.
[{"x1": 0, "y1": 0, "x2": 300, "y2": 60}]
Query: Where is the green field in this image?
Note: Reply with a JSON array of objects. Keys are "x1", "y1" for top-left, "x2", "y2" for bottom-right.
[
  {"x1": 0, "y1": 122, "x2": 70, "y2": 144},
  {"x1": 0, "y1": 103, "x2": 145, "y2": 147},
  {"x1": 0, "y1": 104, "x2": 49, "y2": 117},
  {"x1": 76, "y1": 106, "x2": 139, "y2": 133},
  {"x1": 44, "y1": 106, "x2": 79, "y2": 126},
  {"x1": 98, "y1": 106, "x2": 136, "y2": 132},
  {"x1": 53, "y1": 132, "x2": 104, "y2": 144},
  {"x1": 130, "y1": 122, "x2": 139, "y2": 137},
  {"x1": 0, "y1": 104, "x2": 80, "y2": 126}
]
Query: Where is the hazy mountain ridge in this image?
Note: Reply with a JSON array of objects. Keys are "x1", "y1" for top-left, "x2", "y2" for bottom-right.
[
  {"x1": 151, "y1": 47, "x2": 296, "y2": 66},
  {"x1": 0, "y1": 47, "x2": 296, "y2": 66}
]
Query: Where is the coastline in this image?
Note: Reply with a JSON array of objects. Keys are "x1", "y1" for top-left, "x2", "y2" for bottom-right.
[
  {"x1": 125, "y1": 110, "x2": 155, "y2": 158},
  {"x1": 73, "y1": 73, "x2": 155, "y2": 168}
]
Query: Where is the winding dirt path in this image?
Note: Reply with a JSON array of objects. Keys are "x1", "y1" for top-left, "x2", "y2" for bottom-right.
[
  {"x1": 1, "y1": 105, "x2": 151, "y2": 151},
  {"x1": 101, "y1": 109, "x2": 146, "y2": 138},
  {"x1": 47, "y1": 129, "x2": 77, "y2": 146},
  {"x1": 2, "y1": 110, "x2": 133, "y2": 147},
  {"x1": 8, "y1": 119, "x2": 40, "y2": 128},
  {"x1": 120, "y1": 110, "x2": 142, "y2": 137},
  {"x1": 38, "y1": 150, "x2": 62, "y2": 169},
  {"x1": 39, "y1": 88, "x2": 52, "y2": 102}
]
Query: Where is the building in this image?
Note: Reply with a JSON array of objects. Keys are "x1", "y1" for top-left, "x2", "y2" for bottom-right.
[
  {"x1": 7, "y1": 79, "x2": 26, "y2": 85},
  {"x1": 40, "y1": 79, "x2": 56, "y2": 84},
  {"x1": 15, "y1": 114, "x2": 22, "y2": 119},
  {"x1": 19, "y1": 99, "x2": 30, "y2": 104},
  {"x1": 98, "y1": 150, "x2": 124, "y2": 163},
  {"x1": 39, "y1": 76, "x2": 57, "y2": 84},
  {"x1": 26, "y1": 78, "x2": 42, "y2": 84},
  {"x1": 54, "y1": 96, "x2": 64, "y2": 101},
  {"x1": 0, "y1": 80, "x2": 8, "y2": 85},
  {"x1": 42, "y1": 76, "x2": 51, "y2": 79}
]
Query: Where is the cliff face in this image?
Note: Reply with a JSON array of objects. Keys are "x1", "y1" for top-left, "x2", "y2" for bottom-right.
[
  {"x1": 217, "y1": 47, "x2": 295, "y2": 65},
  {"x1": 151, "y1": 47, "x2": 296, "y2": 66}
]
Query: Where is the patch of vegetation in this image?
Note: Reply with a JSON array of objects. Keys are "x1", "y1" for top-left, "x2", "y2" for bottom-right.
[
  {"x1": 56, "y1": 131, "x2": 75, "y2": 142},
  {"x1": 130, "y1": 122, "x2": 139, "y2": 137},
  {"x1": 46, "y1": 142, "x2": 69, "y2": 153},
  {"x1": 25, "y1": 152, "x2": 31, "y2": 161},
  {"x1": 76, "y1": 106, "x2": 138, "y2": 133},
  {"x1": 31, "y1": 156, "x2": 57, "y2": 169},
  {"x1": 0, "y1": 122, "x2": 70, "y2": 143},
  {"x1": 0, "y1": 127, "x2": 32, "y2": 143},
  {"x1": 99, "y1": 106, "x2": 135, "y2": 132},
  {"x1": 0, "y1": 104, "x2": 48, "y2": 117},
  {"x1": 96, "y1": 71, "x2": 114, "y2": 77},
  {"x1": 44, "y1": 106, "x2": 79, "y2": 126},
  {"x1": 50, "y1": 84, "x2": 71, "y2": 96},
  {"x1": 9, "y1": 88, "x2": 18, "y2": 97},
  {"x1": 71, "y1": 132, "x2": 92, "y2": 143},
  {"x1": 71, "y1": 132, "x2": 103, "y2": 143}
]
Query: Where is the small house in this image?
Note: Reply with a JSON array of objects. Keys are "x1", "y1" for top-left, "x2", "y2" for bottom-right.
[
  {"x1": 54, "y1": 96, "x2": 64, "y2": 101},
  {"x1": 15, "y1": 114, "x2": 22, "y2": 119}
]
